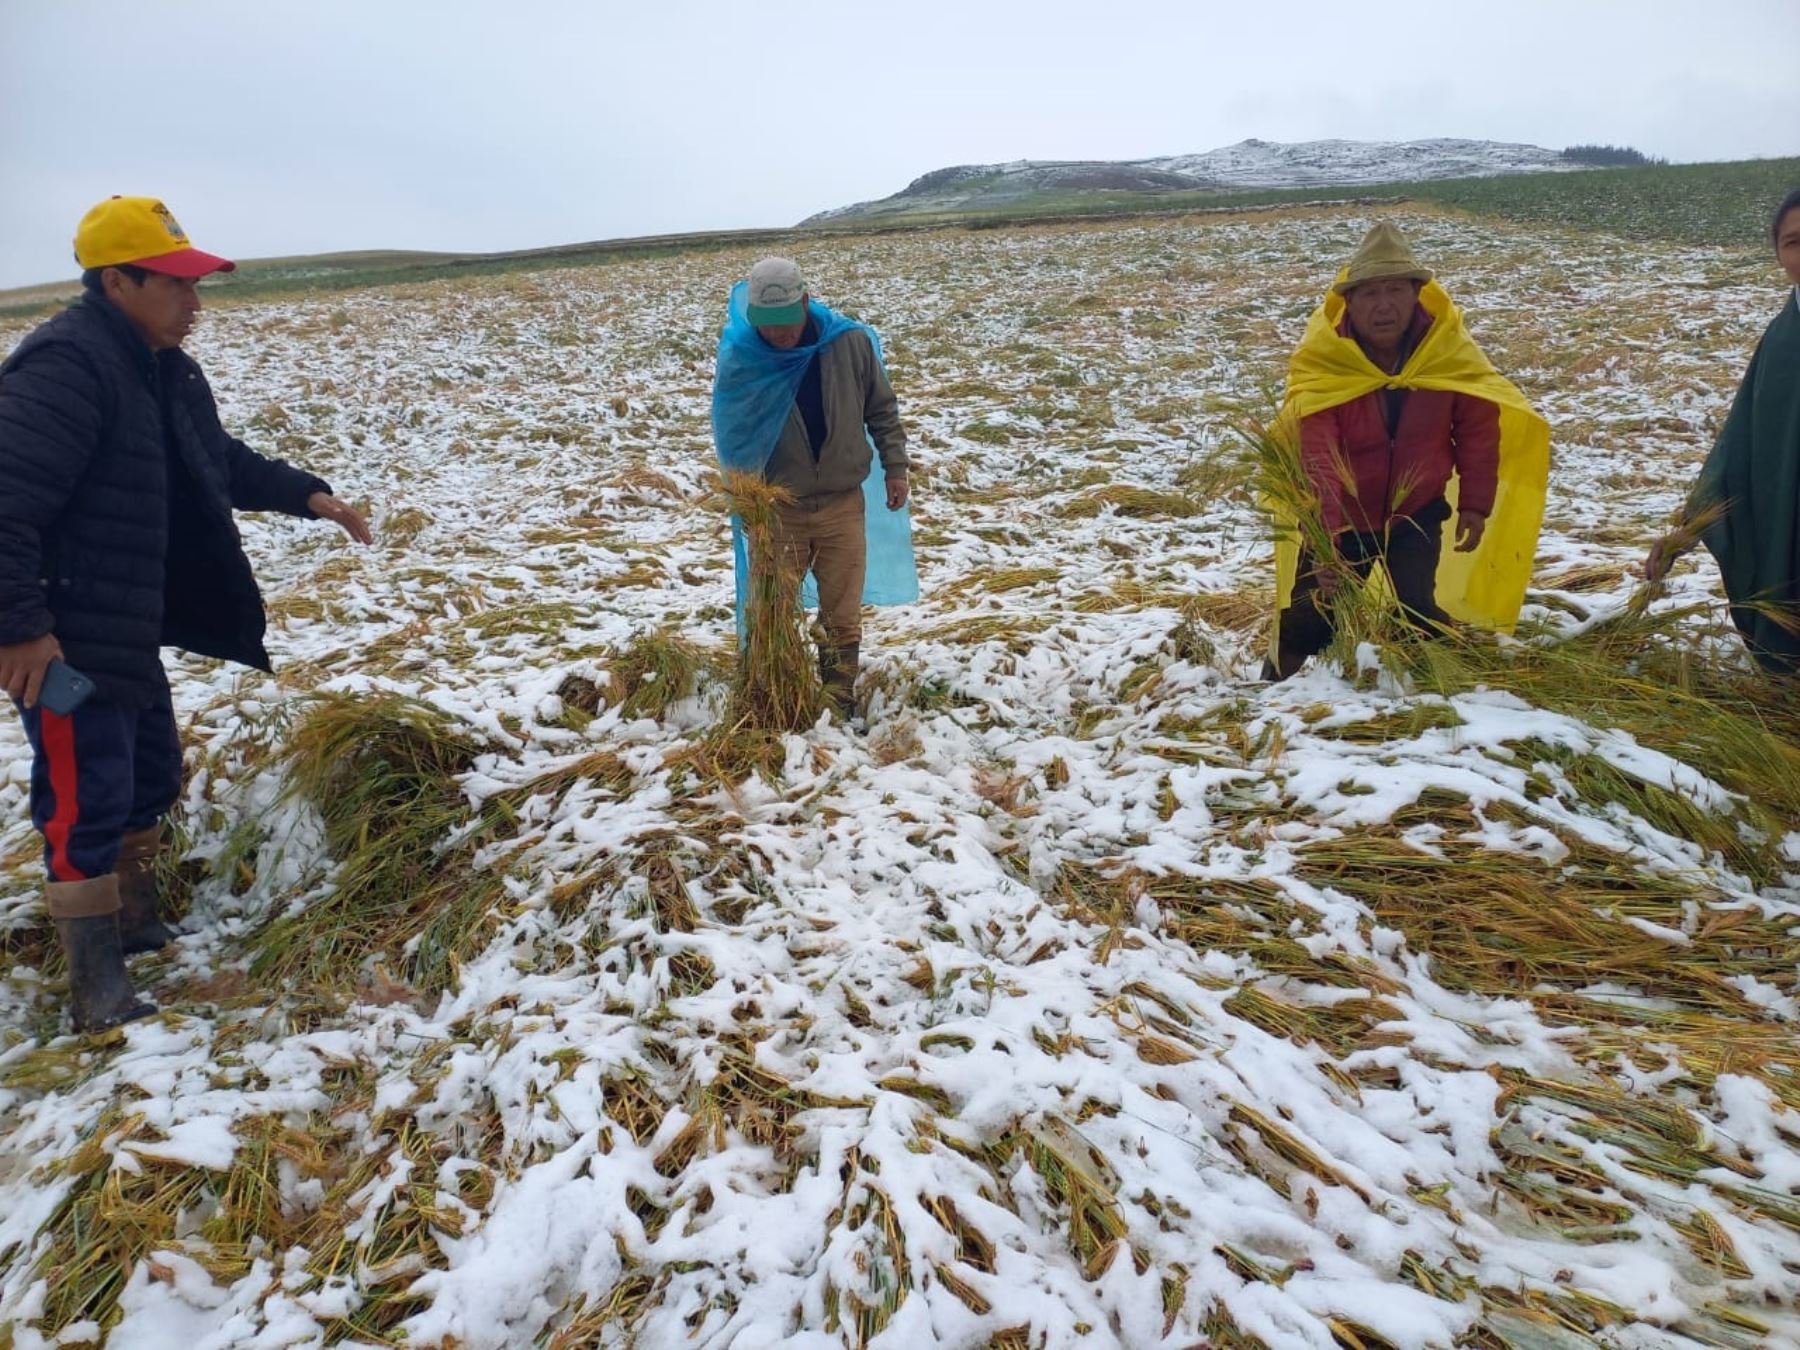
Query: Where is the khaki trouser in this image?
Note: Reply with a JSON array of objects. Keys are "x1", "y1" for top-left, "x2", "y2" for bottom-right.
[{"x1": 756, "y1": 488, "x2": 867, "y2": 648}]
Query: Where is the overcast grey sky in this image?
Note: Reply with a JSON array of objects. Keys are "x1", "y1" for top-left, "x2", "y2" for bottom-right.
[{"x1": 2, "y1": 0, "x2": 1796, "y2": 289}]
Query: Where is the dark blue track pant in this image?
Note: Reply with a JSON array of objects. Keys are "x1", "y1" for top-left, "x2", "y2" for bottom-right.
[{"x1": 14, "y1": 689, "x2": 183, "y2": 882}]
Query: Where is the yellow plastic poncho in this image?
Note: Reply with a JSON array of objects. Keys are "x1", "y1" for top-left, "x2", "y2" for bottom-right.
[{"x1": 1272, "y1": 274, "x2": 1551, "y2": 644}]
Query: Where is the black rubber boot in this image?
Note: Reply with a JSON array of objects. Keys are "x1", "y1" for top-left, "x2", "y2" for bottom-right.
[
  {"x1": 116, "y1": 825, "x2": 174, "y2": 956},
  {"x1": 48, "y1": 877, "x2": 156, "y2": 1033},
  {"x1": 820, "y1": 642, "x2": 861, "y2": 721},
  {"x1": 1262, "y1": 645, "x2": 1307, "y2": 683}
]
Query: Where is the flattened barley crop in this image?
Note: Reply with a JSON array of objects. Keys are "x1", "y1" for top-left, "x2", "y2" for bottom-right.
[{"x1": 2, "y1": 203, "x2": 1797, "y2": 1347}]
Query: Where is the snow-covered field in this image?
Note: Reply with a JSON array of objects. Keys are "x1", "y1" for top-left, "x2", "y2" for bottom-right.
[{"x1": 2, "y1": 207, "x2": 1797, "y2": 1349}]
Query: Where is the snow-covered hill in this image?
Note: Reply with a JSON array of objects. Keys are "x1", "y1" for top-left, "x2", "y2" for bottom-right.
[
  {"x1": 806, "y1": 137, "x2": 1579, "y2": 222},
  {"x1": 1145, "y1": 136, "x2": 1572, "y2": 186}
]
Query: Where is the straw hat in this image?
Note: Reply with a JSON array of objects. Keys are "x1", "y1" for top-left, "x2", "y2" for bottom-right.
[{"x1": 1333, "y1": 220, "x2": 1433, "y2": 295}]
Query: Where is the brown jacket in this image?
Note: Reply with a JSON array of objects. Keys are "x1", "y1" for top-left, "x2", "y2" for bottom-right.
[{"x1": 765, "y1": 328, "x2": 908, "y2": 501}]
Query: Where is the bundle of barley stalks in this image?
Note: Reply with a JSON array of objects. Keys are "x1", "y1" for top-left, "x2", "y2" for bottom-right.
[
  {"x1": 681, "y1": 471, "x2": 828, "y2": 780},
  {"x1": 716, "y1": 471, "x2": 823, "y2": 734}
]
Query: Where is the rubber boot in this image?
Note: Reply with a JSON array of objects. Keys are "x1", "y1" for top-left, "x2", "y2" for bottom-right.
[
  {"x1": 1262, "y1": 645, "x2": 1308, "y2": 683},
  {"x1": 115, "y1": 824, "x2": 174, "y2": 955},
  {"x1": 820, "y1": 641, "x2": 861, "y2": 721},
  {"x1": 48, "y1": 875, "x2": 155, "y2": 1033}
]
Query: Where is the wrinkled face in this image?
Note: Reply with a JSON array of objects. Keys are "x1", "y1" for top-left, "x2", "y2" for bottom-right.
[
  {"x1": 1344, "y1": 276, "x2": 1422, "y2": 353},
  {"x1": 755, "y1": 296, "x2": 810, "y2": 350},
  {"x1": 106, "y1": 269, "x2": 202, "y2": 350},
  {"x1": 1778, "y1": 207, "x2": 1800, "y2": 288}
]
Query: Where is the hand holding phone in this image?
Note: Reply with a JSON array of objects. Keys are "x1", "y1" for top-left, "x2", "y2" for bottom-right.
[
  {"x1": 38, "y1": 659, "x2": 96, "y2": 717},
  {"x1": 1, "y1": 633, "x2": 65, "y2": 708}
]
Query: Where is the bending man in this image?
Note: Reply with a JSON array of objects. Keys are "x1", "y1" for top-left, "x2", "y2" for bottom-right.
[{"x1": 711, "y1": 257, "x2": 916, "y2": 717}]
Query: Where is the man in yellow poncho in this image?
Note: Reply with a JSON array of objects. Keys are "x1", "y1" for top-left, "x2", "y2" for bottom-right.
[{"x1": 1266, "y1": 220, "x2": 1550, "y2": 681}]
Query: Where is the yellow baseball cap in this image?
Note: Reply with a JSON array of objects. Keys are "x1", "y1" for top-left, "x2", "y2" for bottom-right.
[{"x1": 73, "y1": 196, "x2": 235, "y2": 277}]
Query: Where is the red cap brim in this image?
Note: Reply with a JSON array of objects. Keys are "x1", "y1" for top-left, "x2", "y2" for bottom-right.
[{"x1": 134, "y1": 248, "x2": 236, "y2": 278}]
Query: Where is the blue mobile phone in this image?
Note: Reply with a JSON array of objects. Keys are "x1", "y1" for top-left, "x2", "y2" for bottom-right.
[{"x1": 39, "y1": 659, "x2": 96, "y2": 717}]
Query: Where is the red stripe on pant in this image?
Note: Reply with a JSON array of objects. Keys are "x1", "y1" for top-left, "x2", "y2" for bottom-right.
[{"x1": 41, "y1": 709, "x2": 85, "y2": 881}]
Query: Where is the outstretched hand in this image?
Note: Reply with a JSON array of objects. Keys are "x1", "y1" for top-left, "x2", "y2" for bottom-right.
[
  {"x1": 308, "y1": 492, "x2": 374, "y2": 545},
  {"x1": 1453, "y1": 509, "x2": 1487, "y2": 553},
  {"x1": 885, "y1": 475, "x2": 910, "y2": 511}
]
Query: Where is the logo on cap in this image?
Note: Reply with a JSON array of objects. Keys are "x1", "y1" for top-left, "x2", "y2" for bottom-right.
[
  {"x1": 752, "y1": 280, "x2": 795, "y2": 306},
  {"x1": 153, "y1": 203, "x2": 188, "y2": 244}
]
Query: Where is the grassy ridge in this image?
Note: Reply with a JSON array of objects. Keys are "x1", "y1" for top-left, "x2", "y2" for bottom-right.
[
  {"x1": 871, "y1": 156, "x2": 1800, "y2": 249},
  {"x1": 0, "y1": 229, "x2": 815, "y2": 319},
  {"x1": 3, "y1": 157, "x2": 1792, "y2": 321},
  {"x1": 1414, "y1": 156, "x2": 1799, "y2": 247}
]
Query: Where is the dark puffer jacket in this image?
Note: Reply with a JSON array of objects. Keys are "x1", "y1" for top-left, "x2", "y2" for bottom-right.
[{"x1": 0, "y1": 295, "x2": 329, "y2": 705}]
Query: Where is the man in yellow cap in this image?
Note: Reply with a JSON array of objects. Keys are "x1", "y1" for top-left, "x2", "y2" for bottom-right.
[
  {"x1": 1266, "y1": 220, "x2": 1514, "y2": 681},
  {"x1": 0, "y1": 196, "x2": 373, "y2": 1032}
]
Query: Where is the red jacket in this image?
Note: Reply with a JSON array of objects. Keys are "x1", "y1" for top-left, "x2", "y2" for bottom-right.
[{"x1": 1299, "y1": 307, "x2": 1500, "y2": 536}]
